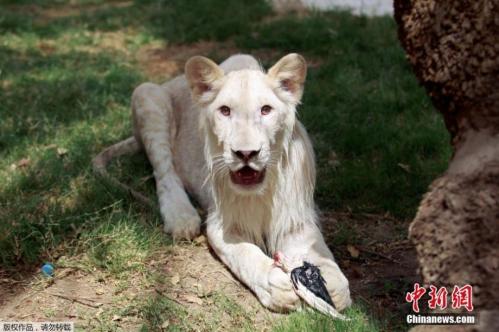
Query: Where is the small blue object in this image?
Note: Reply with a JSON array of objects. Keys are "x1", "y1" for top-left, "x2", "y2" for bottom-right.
[{"x1": 41, "y1": 263, "x2": 54, "y2": 277}]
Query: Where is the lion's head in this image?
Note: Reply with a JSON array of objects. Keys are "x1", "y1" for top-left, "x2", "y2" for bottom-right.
[{"x1": 185, "y1": 54, "x2": 307, "y2": 195}]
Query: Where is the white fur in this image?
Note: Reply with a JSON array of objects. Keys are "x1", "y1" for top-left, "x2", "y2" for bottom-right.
[{"x1": 129, "y1": 54, "x2": 351, "y2": 312}]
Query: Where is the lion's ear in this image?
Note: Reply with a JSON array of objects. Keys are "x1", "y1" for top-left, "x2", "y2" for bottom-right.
[
  {"x1": 185, "y1": 56, "x2": 224, "y2": 101},
  {"x1": 268, "y1": 53, "x2": 307, "y2": 104}
]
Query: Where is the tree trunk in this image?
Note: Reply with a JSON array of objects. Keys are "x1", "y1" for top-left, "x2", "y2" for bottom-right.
[{"x1": 394, "y1": 1, "x2": 499, "y2": 330}]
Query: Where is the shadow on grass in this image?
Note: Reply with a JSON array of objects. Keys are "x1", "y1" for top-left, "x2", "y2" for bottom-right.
[
  {"x1": 0, "y1": 162, "x2": 159, "y2": 268},
  {"x1": 0, "y1": 2, "x2": 141, "y2": 37},
  {"x1": 0, "y1": 47, "x2": 142, "y2": 153},
  {"x1": 1, "y1": 0, "x2": 273, "y2": 43},
  {"x1": 138, "y1": 295, "x2": 189, "y2": 332},
  {"x1": 0, "y1": 44, "x2": 151, "y2": 268},
  {"x1": 143, "y1": 0, "x2": 272, "y2": 44}
]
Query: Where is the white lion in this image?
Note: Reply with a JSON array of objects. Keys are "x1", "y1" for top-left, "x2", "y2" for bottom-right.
[{"x1": 93, "y1": 53, "x2": 351, "y2": 312}]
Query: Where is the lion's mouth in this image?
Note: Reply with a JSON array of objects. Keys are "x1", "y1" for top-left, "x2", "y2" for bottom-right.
[{"x1": 230, "y1": 166, "x2": 266, "y2": 186}]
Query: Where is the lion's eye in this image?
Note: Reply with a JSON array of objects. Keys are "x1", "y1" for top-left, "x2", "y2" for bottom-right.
[
  {"x1": 261, "y1": 105, "x2": 272, "y2": 115},
  {"x1": 219, "y1": 106, "x2": 231, "y2": 117}
]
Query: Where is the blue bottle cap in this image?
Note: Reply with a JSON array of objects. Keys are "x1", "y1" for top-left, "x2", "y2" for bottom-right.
[{"x1": 41, "y1": 263, "x2": 54, "y2": 277}]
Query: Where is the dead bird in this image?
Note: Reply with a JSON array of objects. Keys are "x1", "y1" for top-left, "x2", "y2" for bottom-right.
[{"x1": 273, "y1": 252, "x2": 349, "y2": 320}]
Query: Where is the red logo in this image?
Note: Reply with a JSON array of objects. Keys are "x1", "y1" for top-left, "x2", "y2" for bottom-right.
[
  {"x1": 428, "y1": 285, "x2": 448, "y2": 310},
  {"x1": 452, "y1": 285, "x2": 474, "y2": 312},
  {"x1": 406, "y1": 284, "x2": 473, "y2": 312},
  {"x1": 405, "y1": 283, "x2": 426, "y2": 313}
]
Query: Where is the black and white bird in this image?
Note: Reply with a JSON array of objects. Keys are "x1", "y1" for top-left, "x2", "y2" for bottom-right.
[{"x1": 273, "y1": 251, "x2": 349, "y2": 320}]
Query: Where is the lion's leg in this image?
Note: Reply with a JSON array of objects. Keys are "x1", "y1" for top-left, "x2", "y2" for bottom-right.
[
  {"x1": 207, "y1": 218, "x2": 301, "y2": 312},
  {"x1": 279, "y1": 225, "x2": 352, "y2": 311},
  {"x1": 132, "y1": 82, "x2": 201, "y2": 240}
]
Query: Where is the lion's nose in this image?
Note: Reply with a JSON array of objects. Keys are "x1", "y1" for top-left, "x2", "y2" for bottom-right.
[{"x1": 232, "y1": 149, "x2": 260, "y2": 163}]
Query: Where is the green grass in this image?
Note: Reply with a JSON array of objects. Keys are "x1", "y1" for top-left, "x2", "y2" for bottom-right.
[
  {"x1": 275, "y1": 304, "x2": 382, "y2": 332},
  {"x1": 80, "y1": 213, "x2": 168, "y2": 276},
  {"x1": 0, "y1": 0, "x2": 450, "y2": 330},
  {"x1": 139, "y1": 296, "x2": 189, "y2": 332},
  {"x1": 145, "y1": 0, "x2": 272, "y2": 43}
]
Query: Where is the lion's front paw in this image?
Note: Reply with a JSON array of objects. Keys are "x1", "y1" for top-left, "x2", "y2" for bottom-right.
[
  {"x1": 320, "y1": 263, "x2": 352, "y2": 311},
  {"x1": 164, "y1": 214, "x2": 201, "y2": 240},
  {"x1": 258, "y1": 266, "x2": 301, "y2": 312},
  {"x1": 161, "y1": 205, "x2": 201, "y2": 241}
]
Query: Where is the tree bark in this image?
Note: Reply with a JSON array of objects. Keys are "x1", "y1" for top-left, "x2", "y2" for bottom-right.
[{"x1": 394, "y1": 1, "x2": 499, "y2": 330}]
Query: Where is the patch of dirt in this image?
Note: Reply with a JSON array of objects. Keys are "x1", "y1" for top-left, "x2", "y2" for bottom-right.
[
  {"x1": 76, "y1": 30, "x2": 135, "y2": 55},
  {"x1": 265, "y1": 0, "x2": 310, "y2": 22},
  {"x1": 6, "y1": 1, "x2": 134, "y2": 24},
  {"x1": 0, "y1": 239, "x2": 279, "y2": 331},
  {"x1": 0, "y1": 268, "x2": 139, "y2": 328},
  {"x1": 34, "y1": 29, "x2": 141, "y2": 58},
  {"x1": 136, "y1": 40, "x2": 324, "y2": 82},
  {"x1": 155, "y1": 237, "x2": 281, "y2": 330},
  {"x1": 136, "y1": 40, "x2": 240, "y2": 81},
  {"x1": 271, "y1": 0, "x2": 307, "y2": 14},
  {"x1": 322, "y1": 212, "x2": 419, "y2": 323},
  {"x1": 0, "y1": 212, "x2": 418, "y2": 330}
]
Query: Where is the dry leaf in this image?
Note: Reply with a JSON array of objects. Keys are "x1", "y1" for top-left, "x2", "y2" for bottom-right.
[
  {"x1": 57, "y1": 148, "x2": 68, "y2": 156},
  {"x1": 161, "y1": 320, "x2": 170, "y2": 329},
  {"x1": 171, "y1": 274, "x2": 180, "y2": 285},
  {"x1": 350, "y1": 265, "x2": 363, "y2": 279},
  {"x1": 328, "y1": 151, "x2": 341, "y2": 169},
  {"x1": 397, "y1": 163, "x2": 411, "y2": 173},
  {"x1": 17, "y1": 158, "x2": 30, "y2": 168},
  {"x1": 181, "y1": 294, "x2": 203, "y2": 305},
  {"x1": 112, "y1": 315, "x2": 121, "y2": 321},
  {"x1": 194, "y1": 283, "x2": 206, "y2": 296},
  {"x1": 95, "y1": 308, "x2": 104, "y2": 317},
  {"x1": 95, "y1": 288, "x2": 105, "y2": 295},
  {"x1": 193, "y1": 235, "x2": 207, "y2": 245},
  {"x1": 347, "y1": 245, "x2": 360, "y2": 258}
]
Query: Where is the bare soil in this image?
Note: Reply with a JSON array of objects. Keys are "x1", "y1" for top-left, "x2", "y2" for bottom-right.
[
  {"x1": 7, "y1": 1, "x2": 134, "y2": 24},
  {"x1": 0, "y1": 213, "x2": 417, "y2": 330}
]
